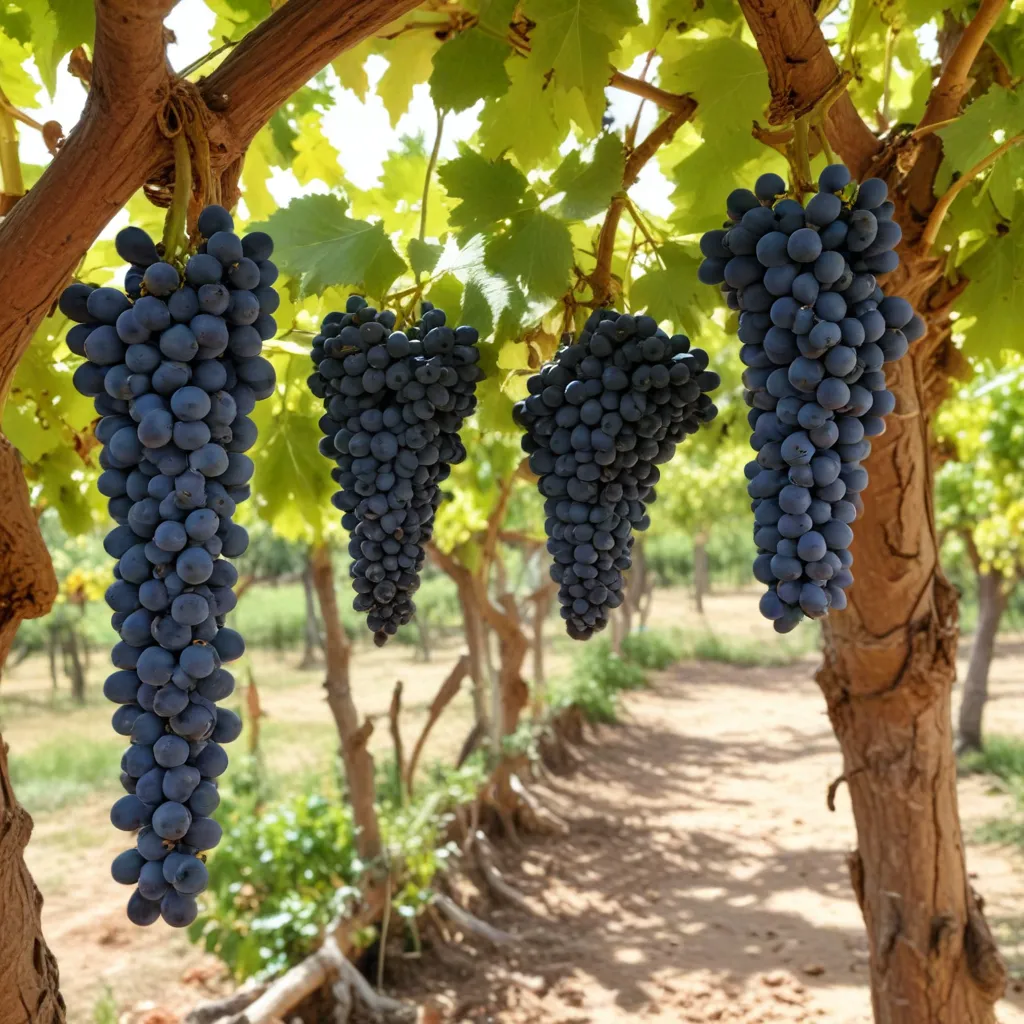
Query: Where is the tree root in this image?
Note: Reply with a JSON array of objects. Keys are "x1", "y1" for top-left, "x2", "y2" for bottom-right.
[
  {"x1": 433, "y1": 893, "x2": 514, "y2": 947},
  {"x1": 184, "y1": 985, "x2": 268, "y2": 1024},
  {"x1": 210, "y1": 932, "x2": 413, "y2": 1024},
  {"x1": 508, "y1": 773, "x2": 570, "y2": 836},
  {"x1": 472, "y1": 830, "x2": 536, "y2": 915}
]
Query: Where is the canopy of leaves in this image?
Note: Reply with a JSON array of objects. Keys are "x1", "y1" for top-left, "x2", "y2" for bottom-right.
[{"x1": 1, "y1": 0, "x2": 1022, "y2": 552}]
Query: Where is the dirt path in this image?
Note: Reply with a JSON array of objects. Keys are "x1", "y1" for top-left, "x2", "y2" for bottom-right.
[{"x1": 394, "y1": 659, "x2": 1024, "y2": 1022}]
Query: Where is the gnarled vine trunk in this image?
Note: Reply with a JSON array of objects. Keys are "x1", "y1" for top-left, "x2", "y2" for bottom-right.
[
  {"x1": 309, "y1": 543, "x2": 381, "y2": 862},
  {"x1": 957, "y1": 571, "x2": 1008, "y2": 753}
]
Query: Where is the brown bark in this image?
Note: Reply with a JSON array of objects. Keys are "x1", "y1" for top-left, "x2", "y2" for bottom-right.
[
  {"x1": 692, "y1": 533, "x2": 709, "y2": 615},
  {"x1": 298, "y1": 559, "x2": 323, "y2": 669},
  {"x1": 63, "y1": 625, "x2": 86, "y2": 705},
  {"x1": 404, "y1": 655, "x2": 469, "y2": 797},
  {"x1": 0, "y1": 4, "x2": 424, "y2": 1014},
  {"x1": 0, "y1": 439, "x2": 62, "y2": 1024},
  {"x1": 429, "y1": 546, "x2": 490, "y2": 735},
  {"x1": 387, "y1": 680, "x2": 405, "y2": 800},
  {"x1": 738, "y1": 2, "x2": 1008, "y2": 1020},
  {"x1": 309, "y1": 543, "x2": 381, "y2": 863},
  {"x1": 957, "y1": 570, "x2": 1008, "y2": 753}
]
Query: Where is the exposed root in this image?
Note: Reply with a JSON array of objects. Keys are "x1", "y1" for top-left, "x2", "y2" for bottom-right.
[
  {"x1": 472, "y1": 830, "x2": 536, "y2": 915},
  {"x1": 184, "y1": 985, "x2": 268, "y2": 1024},
  {"x1": 433, "y1": 893, "x2": 514, "y2": 947},
  {"x1": 508, "y1": 774, "x2": 570, "y2": 836}
]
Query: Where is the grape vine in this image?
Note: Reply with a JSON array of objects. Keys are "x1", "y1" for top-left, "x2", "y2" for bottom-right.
[
  {"x1": 307, "y1": 297, "x2": 483, "y2": 646},
  {"x1": 63, "y1": 205, "x2": 277, "y2": 927},
  {"x1": 697, "y1": 165, "x2": 924, "y2": 631},
  {"x1": 514, "y1": 310, "x2": 720, "y2": 640}
]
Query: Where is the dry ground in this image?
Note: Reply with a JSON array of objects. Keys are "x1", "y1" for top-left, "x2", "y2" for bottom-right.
[{"x1": 2, "y1": 588, "x2": 1023, "y2": 1022}]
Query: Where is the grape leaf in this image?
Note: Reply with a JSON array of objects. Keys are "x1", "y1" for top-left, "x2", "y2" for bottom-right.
[
  {"x1": 485, "y1": 211, "x2": 573, "y2": 298},
  {"x1": 430, "y1": 28, "x2": 511, "y2": 112},
  {"x1": 253, "y1": 195, "x2": 406, "y2": 300},
  {"x1": 630, "y1": 242, "x2": 707, "y2": 336},
  {"x1": 426, "y1": 274, "x2": 464, "y2": 320},
  {"x1": 520, "y1": 0, "x2": 640, "y2": 130},
  {"x1": 290, "y1": 112, "x2": 344, "y2": 188},
  {"x1": 439, "y1": 150, "x2": 532, "y2": 242},
  {"x1": 956, "y1": 220, "x2": 1024, "y2": 359},
  {"x1": 461, "y1": 278, "x2": 495, "y2": 338},
  {"x1": 477, "y1": 57, "x2": 573, "y2": 169},
  {"x1": 939, "y1": 87, "x2": 1023, "y2": 178},
  {"x1": 475, "y1": 0, "x2": 518, "y2": 32},
  {"x1": 552, "y1": 133, "x2": 625, "y2": 220},
  {"x1": 333, "y1": 38, "x2": 374, "y2": 100},
  {"x1": 408, "y1": 238, "x2": 442, "y2": 277},
  {"x1": 378, "y1": 32, "x2": 440, "y2": 127}
]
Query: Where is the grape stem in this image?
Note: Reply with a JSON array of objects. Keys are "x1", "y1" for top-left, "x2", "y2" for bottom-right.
[
  {"x1": 922, "y1": 132, "x2": 1024, "y2": 250},
  {"x1": 162, "y1": 131, "x2": 192, "y2": 262},
  {"x1": 415, "y1": 106, "x2": 446, "y2": 285},
  {"x1": 622, "y1": 195, "x2": 665, "y2": 268},
  {"x1": 178, "y1": 37, "x2": 239, "y2": 80}
]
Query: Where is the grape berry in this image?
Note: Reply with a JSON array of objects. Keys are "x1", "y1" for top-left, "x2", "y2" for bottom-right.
[
  {"x1": 66, "y1": 205, "x2": 277, "y2": 927},
  {"x1": 308, "y1": 297, "x2": 483, "y2": 646},
  {"x1": 515, "y1": 310, "x2": 720, "y2": 640},
  {"x1": 698, "y1": 166, "x2": 923, "y2": 631}
]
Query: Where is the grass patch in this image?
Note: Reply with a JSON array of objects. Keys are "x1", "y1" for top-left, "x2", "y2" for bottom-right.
[
  {"x1": 960, "y1": 735, "x2": 1024, "y2": 782},
  {"x1": 9, "y1": 737, "x2": 117, "y2": 814},
  {"x1": 960, "y1": 736, "x2": 1024, "y2": 850},
  {"x1": 678, "y1": 629, "x2": 816, "y2": 667}
]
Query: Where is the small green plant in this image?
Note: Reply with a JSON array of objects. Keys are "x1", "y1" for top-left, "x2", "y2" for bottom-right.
[
  {"x1": 91, "y1": 985, "x2": 118, "y2": 1024},
  {"x1": 547, "y1": 639, "x2": 649, "y2": 724},
  {"x1": 621, "y1": 630, "x2": 682, "y2": 670},
  {"x1": 960, "y1": 735, "x2": 1024, "y2": 782},
  {"x1": 191, "y1": 756, "x2": 488, "y2": 980}
]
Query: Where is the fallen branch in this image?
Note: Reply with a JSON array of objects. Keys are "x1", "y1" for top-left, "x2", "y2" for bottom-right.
[
  {"x1": 472, "y1": 831, "x2": 535, "y2": 915},
  {"x1": 404, "y1": 654, "x2": 470, "y2": 796},
  {"x1": 433, "y1": 893, "x2": 514, "y2": 947}
]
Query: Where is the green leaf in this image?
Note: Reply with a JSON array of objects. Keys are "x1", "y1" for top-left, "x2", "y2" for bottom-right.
[
  {"x1": 439, "y1": 150, "x2": 531, "y2": 242},
  {"x1": 378, "y1": 32, "x2": 440, "y2": 127},
  {"x1": 290, "y1": 112, "x2": 343, "y2": 188},
  {"x1": 253, "y1": 195, "x2": 406, "y2": 301},
  {"x1": 250, "y1": 365, "x2": 336, "y2": 543},
  {"x1": 429, "y1": 28, "x2": 511, "y2": 112},
  {"x1": 939, "y1": 87, "x2": 1024, "y2": 179},
  {"x1": 408, "y1": 238, "x2": 442, "y2": 277},
  {"x1": 476, "y1": 0, "x2": 518, "y2": 32},
  {"x1": 630, "y1": 242, "x2": 707, "y2": 336},
  {"x1": 520, "y1": 0, "x2": 640, "y2": 130},
  {"x1": 485, "y1": 211, "x2": 573, "y2": 298},
  {"x1": 552, "y1": 133, "x2": 625, "y2": 220},
  {"x1": 477, "y1": 56, "x2": 573, "y2": 169},
  {"x1": 461, "y1": 278, "x2": 495, "y2": 338},
  {"x1": 426, "y1": 274, "x2": 463, "y2": 320},
  {"x1": 956, "y1": 221, "x2": 1024, "y2": 360}
]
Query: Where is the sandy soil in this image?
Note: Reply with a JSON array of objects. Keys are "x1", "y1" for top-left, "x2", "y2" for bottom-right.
[
  {"x1": 4, "y1": 591, "x2": 1024, "y2": 1022},
  {"x1": 389, "y1": 647, "x2": 1024, "y2": 1023}
]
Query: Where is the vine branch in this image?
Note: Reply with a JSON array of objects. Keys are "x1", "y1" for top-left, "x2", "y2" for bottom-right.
[
  {"x1": 919, "y1": 0, "x2": 1009, "y2": 130},
  {"x1": 922, "y1": 132, "x2": 1024, "y2": 250},
  {"x1": 590, "y1": 97, "x2": 697, "y2": 307}
]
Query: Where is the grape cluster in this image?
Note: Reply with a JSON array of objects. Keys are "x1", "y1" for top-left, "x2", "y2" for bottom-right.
[
  {"x1": 515, "y1": 310, "x2": 720, "y2": 640},
  {"x1": 308, "y1": 297, "x2": 483, "y2": 646},
  {"x1": 697, "y1": 165, "x2": 924, "y2": 632},
  {"x1": 61, "y1": 204, "x2": 277, "y2": 927}
]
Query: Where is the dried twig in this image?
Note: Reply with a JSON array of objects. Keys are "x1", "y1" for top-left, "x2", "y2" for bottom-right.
[
  {"x1": 433, "y1": 893, "x2": 514, "y2": 946},
  {"x1": 404, "y1": 655, "x2": 469, "y2": 795}
]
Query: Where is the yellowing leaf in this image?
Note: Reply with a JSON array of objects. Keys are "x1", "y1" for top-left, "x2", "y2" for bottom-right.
[
  {"x1": 291, "y1": 111, "x2": 343, "y2": 188},
  {"x1": 378, "y1": 32, "x2": 440, "y2": 127}
]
